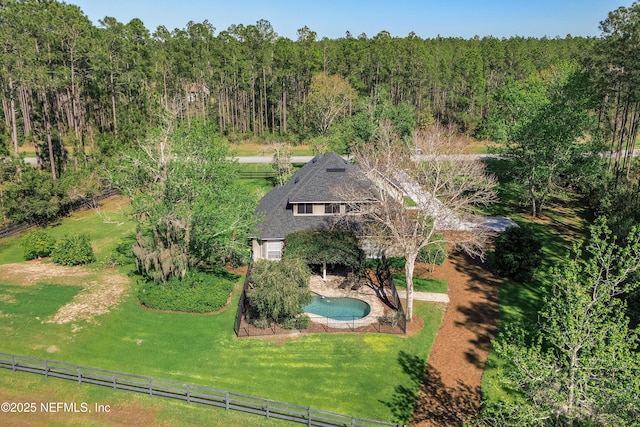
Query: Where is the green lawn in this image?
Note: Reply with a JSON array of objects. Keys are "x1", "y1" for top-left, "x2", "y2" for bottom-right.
[
  {"x1": 0, "y1": 195, "x2": 444, "y2": 424},
  {"x1": 0, "y1": 277, "x2": 443, "y2": 423},
  {"x1": 480, "y1": 167, "x2": 589, "y2": 403},
  {"x1": 393, "y1": 274, "x2": 448, "y2": 294},
  {"x1": 0, "y1": 196, "x2": 134, "y2": 266},
  {"x1": 230, "y1": 143, "x2": 314, "y2": 157},
  {"x1": 0, "y1": 368, "x2": 292, "y2": 426}
]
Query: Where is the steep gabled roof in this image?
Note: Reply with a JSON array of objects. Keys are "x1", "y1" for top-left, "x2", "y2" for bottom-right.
[{"x1": 255, "y1": 152, "x2": 377, "y2": 240}]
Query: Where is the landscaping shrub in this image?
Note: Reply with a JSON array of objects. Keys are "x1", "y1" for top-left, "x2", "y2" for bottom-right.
[
  {"x1": 362, "y1": 258, "x2": 383, "y2": 269},
  {"x1": 139, "y1": 270, "x2": 235, "y2": 312},
  {"x1": 417, "y1": 236, "x2": 447, "y2": 266},
  {"x1": 247, "y1": 258, "x2": 312, "y2": 327},
  {"x1": 51, "y1": 234, "x2": 96, "y2": 266},
  {"x1": 102, "y1": 234, "x2": 137, "y2": 267},
  {"x1": 386, "y1": 256, "x2": 407, "y2": 269},
  {"x1": 21, "y1": 229, "x2": 56, "y2": 260},
  {"x1": 493, "y1": 224, "x2": 542, "y2": 282}
]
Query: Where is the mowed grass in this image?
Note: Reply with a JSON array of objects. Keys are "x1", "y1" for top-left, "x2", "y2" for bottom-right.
[
  {"x1": 0, "y1": 369, "x2": 292, "y2": 427},
  {"x1": 393, "y1": 274, "x2": 448, "y2": 294},
  {"x1": 0, "y1": 280, "x2": 443, "y2": 423},
  {"x1": 0, "y1": 196, "x2": 444, "y2": 424},
  {"x1": 0, "y1": 196, "x2": 134, "y2": 266},
  {"x1": 480, "y1": 160, "x2": 589, "y2": 402}
]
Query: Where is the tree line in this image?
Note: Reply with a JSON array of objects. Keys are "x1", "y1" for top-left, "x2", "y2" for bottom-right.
[{"x1": 0, "y1": 1, "x2": 590, "y2": 160}]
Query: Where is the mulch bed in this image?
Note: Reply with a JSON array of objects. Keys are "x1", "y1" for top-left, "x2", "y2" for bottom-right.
[{"x1": 411, "y1": 252, "x2": 500, "y2": 426}]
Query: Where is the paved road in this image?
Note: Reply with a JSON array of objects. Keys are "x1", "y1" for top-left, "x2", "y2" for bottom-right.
[{"x1": 24, "y1": 150, "x2": 639, "y2": 165}]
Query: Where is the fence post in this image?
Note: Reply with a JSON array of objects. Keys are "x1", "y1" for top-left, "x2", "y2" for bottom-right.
[
  {"x1": 265, "y1": 401, "x2": 269, "y2": 418},
  {"x1": 186, "y1": 384, "x2": 191, "y2": 403},
  {"x1": 11, "y1": 354, "x2": 15, "y2": 371},
  {"x1": 225, "y1": 391, "x2": 229, "y2": 410},
  {"x1": 113, "y1": 375, "x2": 117, "y2": 389},
  {"x1": 45, "y1": 360, "x2": 48, "y2": 378},
  {"x1": 148, "y1": 378, "x2": 153, "y2": 396},
  {"x1": 77, "y1": 367, "x2": 82, "y2": 384},
  {"x1": 308, "y1": 407, "x2": 312, "y2": 427}
]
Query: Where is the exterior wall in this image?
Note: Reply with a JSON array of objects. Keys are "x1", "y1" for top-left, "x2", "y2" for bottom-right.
[{"x1": 252, "y1": 239, "x2": 284, "y2": 260}]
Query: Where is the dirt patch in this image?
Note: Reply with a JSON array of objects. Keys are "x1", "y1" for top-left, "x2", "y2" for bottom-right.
[
  {"x1": 404, "y1": 313, "x2": 425, "y2": 337},
  {"x1": 46, "y1": 345, "x2": 59, "y2": 353},
  {"x1": 0, "y1": 293, "x2": 16, "y2": 303},
  {"x1": 0, "y1": 260, "x2": 94, "y2": 287},
  {"x1": 47, "y1": 274, "x2": 128, "y2": 324},
  {"x1": 0, "y1": 260, "x2": 129, "y2": 325},
  {"x1": 411, "y1": 252, "x2": 500, "y2": 426}
]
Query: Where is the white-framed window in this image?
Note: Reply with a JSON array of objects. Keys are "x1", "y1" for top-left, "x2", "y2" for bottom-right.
[
  {"x1": 297, "y1": 203, "x2": 313, "y2": 214},
  {"x1": 265, "y1": 241, "x2": 282, "y2": 260},
  {"x1": 324, "y1": 203, "x2": 341, "y2": 214}
]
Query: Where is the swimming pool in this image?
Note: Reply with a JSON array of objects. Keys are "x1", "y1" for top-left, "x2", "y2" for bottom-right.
[{"x1": 304, "y1": 295, "x2": 371, "y2": 321}]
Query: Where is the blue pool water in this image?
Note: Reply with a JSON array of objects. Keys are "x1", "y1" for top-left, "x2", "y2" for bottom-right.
[{"x1": 304, "y1": 295, "x2": 371, "y2": 320}]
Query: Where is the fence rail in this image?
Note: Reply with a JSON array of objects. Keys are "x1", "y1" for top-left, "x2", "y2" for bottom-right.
[
  {"x1": 239, "y1": 171, "x2": 277, "y2": 179},
  {"x1": 0, "y1": 353, "x2": 403, "y2": 427},
  {"x1": 0, "y1": 188, "x2": 120, "y2": 239}
]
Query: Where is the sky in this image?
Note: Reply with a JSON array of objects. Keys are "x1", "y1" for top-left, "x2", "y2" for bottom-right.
[{"x1": 65, "y1": 1, "x2": 635, "y2": 40}]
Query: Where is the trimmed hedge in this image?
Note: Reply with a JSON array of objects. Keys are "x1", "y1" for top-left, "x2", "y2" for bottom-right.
[
  {"x1": 51, "y1": 234, "x2": 96, "y2": 266},
  {"x1": 21, "y1": 229, "x2": 56, "y2": 260},
  {"x1": 139, "y1": 271, "x2": 236, "y2": 313}
]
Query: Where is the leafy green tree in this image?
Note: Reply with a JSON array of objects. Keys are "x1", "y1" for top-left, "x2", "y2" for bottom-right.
[
  {"x1": 284, "y1": 229, "x2": 365, "y2": 279},
  {"x1": 302, "y1": 73, "x2": 356, "y2": 135},
  {"x1": 595, "y1": 2, "x2": 640, "y2": 182},
  {"x1": 491, "y1": 64, "x2": 601, "y2": 217},
  {"x1": 0, "y1": 163, "x2": 64, "y2": 225},
  {"x1": 247, "y1": 258, "x2": 312, "y2": 328},
  {"x1": 485, "y1": 218, "x2": 640, "y2": 426},
  {"x1": 111, "y1": 118, "x2": 257, "y2": 282},
  {"x1": 493, "y1": 224, "x2": 542, "y2": 282}
]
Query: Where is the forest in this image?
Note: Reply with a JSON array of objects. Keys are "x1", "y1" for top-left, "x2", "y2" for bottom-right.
[{"x1": 2, "y1": 0, "x2": 637, "y2": 230}]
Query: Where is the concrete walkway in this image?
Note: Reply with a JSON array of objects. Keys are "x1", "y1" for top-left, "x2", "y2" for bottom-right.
[{"x1": 412, "y1": 291, "x2": 450, "y2": 303}]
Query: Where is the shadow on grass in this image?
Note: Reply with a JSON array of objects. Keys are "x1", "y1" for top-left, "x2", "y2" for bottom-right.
[
  {"x1": 382, "y1": 350, "x2": 481, "y2": 426},
  {"x1": 381, "y1": 351, "x2": 425, "y2": 424}
]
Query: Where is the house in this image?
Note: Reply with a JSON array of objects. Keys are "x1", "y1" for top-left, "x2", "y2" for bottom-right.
[
  {"x1": 252, "y1": 152, "x2": 379, "y2": 260},
  {"x1": 252, "y1": 151, "x2": 516, "y2": 261}
]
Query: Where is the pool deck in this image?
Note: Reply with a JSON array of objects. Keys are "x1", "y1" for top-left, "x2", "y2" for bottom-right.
[{"x1": 308, "y1": 274, "x2": 385, "y2": 328}]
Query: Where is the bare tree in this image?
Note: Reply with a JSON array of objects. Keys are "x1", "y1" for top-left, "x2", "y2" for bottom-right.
[
  {"x1": 270, "y1": 141, "x2": 293, "y2": 186},
  {"x1": 349, "y1": 123, "x2": 497, "y2": 321}
]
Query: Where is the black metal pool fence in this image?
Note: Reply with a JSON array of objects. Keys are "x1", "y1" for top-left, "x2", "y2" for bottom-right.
[{"x1": 234, "y1": 258, "x2": 407, "y2": 337}]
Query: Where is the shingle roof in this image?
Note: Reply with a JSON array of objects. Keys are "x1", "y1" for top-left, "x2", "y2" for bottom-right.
[{"x1": 255, "y1": 152, "x2": 376, "y2": 240}]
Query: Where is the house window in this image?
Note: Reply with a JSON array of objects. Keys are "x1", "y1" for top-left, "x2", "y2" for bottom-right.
[
  {"x1": 297, "y1": 203, "x2": 313, "y2": 214},
  {"x1": 265, "y1": 241, "x2": 282, "y2": 260},
  {"x1": 324, "y1": 203, "x2": 341, "y2": 214}
]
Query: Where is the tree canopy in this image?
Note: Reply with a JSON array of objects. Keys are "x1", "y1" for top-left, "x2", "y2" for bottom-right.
[
  {"x1": 283, "y1": 228, "x2": 365, "y2": 271},
  {"x1": 486, "y1": 218, "x2": 640, "y2": 426},
  {"x1": 111, "y1": 118, "x2": 257, "y2": 282}
]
